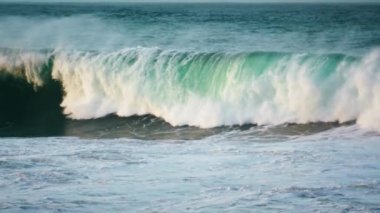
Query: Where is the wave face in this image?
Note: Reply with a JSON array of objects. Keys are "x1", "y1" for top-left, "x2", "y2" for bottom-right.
[{"x1": 1, "y1": 48, "x2": 380, "y2": 130}]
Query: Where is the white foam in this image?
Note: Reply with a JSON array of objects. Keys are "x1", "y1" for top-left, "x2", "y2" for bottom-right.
[
  {"x1": 49, "y1": 48, "x2": 380, "y2": 130},
  {"x1": 0, "y1": 50, "x2": 50, "y2": 87}
]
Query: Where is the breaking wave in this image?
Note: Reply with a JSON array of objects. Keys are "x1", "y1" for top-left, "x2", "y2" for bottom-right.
[{"x1": 1, "y1": 47, "x2": 380, "y2": 130}]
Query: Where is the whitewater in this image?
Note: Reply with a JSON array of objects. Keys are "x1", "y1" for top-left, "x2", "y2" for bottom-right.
[
  {"x1": 1, "y1": 2, "x2": 380, "y2": 212},
  {"x1": 1, "y1": 47, "x2": 380, "y2": 130}
]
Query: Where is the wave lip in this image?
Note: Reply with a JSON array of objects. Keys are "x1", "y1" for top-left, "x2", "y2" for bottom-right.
[{"x1": 1, "y1": 48, "x2": 380, "y2": 131}]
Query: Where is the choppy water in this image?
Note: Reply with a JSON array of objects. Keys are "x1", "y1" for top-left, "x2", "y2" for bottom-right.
[
  {"x1": 1, "y1": 2, "x2": 380, "y2": 212},
  {"x1": 1, "y1": 127, "x2": 380, "y2": 212}
]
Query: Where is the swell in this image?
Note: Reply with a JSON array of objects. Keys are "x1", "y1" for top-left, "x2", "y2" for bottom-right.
[
  {"x1": 1, "y1": 47, "x2": 379, "y2": 132},
  {"x1": 0, "y1": 49, "x2": 65, "y2": 136}
]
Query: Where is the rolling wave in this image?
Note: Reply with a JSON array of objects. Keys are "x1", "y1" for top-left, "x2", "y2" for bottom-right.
[{"x1": 1, "y1": 47, "x2": 379, "y2": 130}]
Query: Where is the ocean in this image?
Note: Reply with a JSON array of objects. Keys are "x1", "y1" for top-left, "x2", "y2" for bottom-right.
[{"x1": 0, "y1": 2, "x2": 380, "y2": 212}]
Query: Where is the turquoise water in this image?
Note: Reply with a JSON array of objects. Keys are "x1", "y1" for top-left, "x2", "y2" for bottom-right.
[{"x1": 1, "y1": 3, "x2": 380, "y2": 212}]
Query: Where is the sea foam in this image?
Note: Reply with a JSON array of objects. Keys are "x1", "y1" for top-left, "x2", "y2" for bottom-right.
[{"x1": 1, "y1": 48, "x2": 380, "y2": 130}]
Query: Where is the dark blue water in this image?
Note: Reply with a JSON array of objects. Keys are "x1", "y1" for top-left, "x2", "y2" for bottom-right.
[
  {"x1": 1, "y1": 3, "x2": 380, "y2": 212},
  {"x1": 0, "y1": 3, "x2": 379, "y2": 53}
]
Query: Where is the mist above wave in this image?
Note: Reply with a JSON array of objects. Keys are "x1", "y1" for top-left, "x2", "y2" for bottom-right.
[{"x1": 0, "y1": 6, "x2": 378, "y2": 54}]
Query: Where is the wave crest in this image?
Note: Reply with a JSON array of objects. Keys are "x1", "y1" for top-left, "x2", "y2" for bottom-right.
[{"x1": 2, "y1": 48, "x2": 380, "y2": 130}]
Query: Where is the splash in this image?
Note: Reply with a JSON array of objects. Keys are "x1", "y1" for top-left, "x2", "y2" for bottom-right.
[{"x1": 1, "y1": 48, "x2": 380, "y2": 130}]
